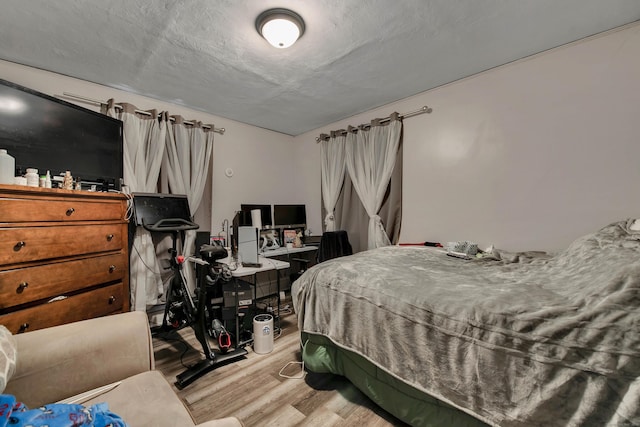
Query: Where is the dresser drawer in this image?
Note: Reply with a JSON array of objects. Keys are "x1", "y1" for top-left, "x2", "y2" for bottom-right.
[
  {"x1": 0, "y1": 253, "x2": 127, "y2": 310},
  {"x1": 0, "y1": 223, "x2": 125, "y2": 265},
  {"x1": 0, "y1": 195, "x2": 125, "y2": 223},
  {"x1": 0, "y1": 283, "x2": 124, "y2": 334}
]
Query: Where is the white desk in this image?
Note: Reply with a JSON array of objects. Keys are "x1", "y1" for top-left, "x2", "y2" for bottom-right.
[
  {"x1": 219, "y1": 255, "x2": 290, "y2": 277},
  {"x1": 261, "y1": 245, "x2": 318, "y2": 258}
]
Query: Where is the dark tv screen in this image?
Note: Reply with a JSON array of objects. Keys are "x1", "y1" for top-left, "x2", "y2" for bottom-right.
[
  {"x1": 273, "y1": 204, "x2": 306, "y2": 227},
  {"x1": 0, "y1": 78, "x2": 123, "y2": 190}
]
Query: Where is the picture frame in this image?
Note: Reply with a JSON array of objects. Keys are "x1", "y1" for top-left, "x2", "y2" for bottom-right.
[{"x1": 283, "y1": 229, "x2": 297, "y2": 246}]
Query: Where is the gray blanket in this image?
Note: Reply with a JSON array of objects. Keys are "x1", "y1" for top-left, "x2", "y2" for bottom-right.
[{"x1": 292, "y1": 220, "x2": 640, "y2": 426}]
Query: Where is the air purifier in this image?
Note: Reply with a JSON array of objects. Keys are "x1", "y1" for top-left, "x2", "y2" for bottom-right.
[{"x1": 253, "y1": 314, "x2": 274, "y2": 354}]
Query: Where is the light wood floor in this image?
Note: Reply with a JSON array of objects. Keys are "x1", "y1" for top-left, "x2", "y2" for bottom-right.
[{"x1": 153, "y1": 308, "x2": 408, "y2": 426}]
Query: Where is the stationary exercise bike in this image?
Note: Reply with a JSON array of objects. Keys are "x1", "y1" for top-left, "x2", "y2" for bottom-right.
[{"x1": 133, "y1": 193, "x2": 247, "y2": 389}]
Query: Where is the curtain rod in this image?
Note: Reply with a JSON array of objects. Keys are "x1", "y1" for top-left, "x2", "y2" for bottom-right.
[
  {"x1": 58, "y1": 92, "x2": 226, "y2": 135},
  {"x1": 315, "y1": 105, "x2": 432, "y2": 142}
]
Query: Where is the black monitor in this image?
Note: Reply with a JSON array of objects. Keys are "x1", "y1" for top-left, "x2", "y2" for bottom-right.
[
  {"x1": 240, "y1": 204, "x2": 272, "y2": 227},
  {"x1": 273, "y1": 204, "x2": 306, "y2": 228},
  {"x1": 231, "y1": 210, "x2": 241, "y2": 255}
]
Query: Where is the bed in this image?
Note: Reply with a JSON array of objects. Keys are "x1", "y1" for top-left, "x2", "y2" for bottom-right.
[{"x1": 291, "y1": 219, "x2": 640, "y2": 426}]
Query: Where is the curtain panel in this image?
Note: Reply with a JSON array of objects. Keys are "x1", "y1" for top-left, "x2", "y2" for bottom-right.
[
  {"x1": 104, "y1": 100, "x2": 167, "y2": 311},
  {"x1": 318, "y1": 131, "x2": 346, "y2": 232},
  {"x1": 161, "y1": 116, "x2": 215, "y2": 293}
]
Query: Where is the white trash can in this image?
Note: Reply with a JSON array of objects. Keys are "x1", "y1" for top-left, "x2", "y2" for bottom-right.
[{"x1": 253, "y1": 314, "x2": 274, "y2": 354}]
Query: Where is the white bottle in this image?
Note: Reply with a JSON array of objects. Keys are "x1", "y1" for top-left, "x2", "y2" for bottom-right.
[
  {"x1": 0, "y1": 149, "x2": 15, "y2": 184},
  {"x1": 25, "y1": 168, "x2": 39, "y2": 187},
  {"x1": 45, "y1": 170, "x2": 52, "y2": 188}
]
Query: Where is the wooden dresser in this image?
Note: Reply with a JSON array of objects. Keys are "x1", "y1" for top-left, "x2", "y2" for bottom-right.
[{"x1": 0, "y1": 184, "x2": 130, "y2": 334}]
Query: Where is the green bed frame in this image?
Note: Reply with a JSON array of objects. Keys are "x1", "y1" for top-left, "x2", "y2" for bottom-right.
[{"x1": 301, "y1": 332, "x2": 490, "y2": 427}]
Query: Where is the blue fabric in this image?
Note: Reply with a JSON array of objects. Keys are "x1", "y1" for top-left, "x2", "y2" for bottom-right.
[{"x1": 0, "y1": 395, "x2": 127, "y2": 427}]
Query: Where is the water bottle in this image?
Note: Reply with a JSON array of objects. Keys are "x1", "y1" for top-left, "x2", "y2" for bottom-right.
[{"x1": 0, "y1": 149, "x2": 15, "y2": 184}]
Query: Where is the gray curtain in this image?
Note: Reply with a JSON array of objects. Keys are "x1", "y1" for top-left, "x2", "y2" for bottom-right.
[
  {"x1": 104, "y1": 101, "x2": 167, "y2": 311},
  {"x1": 321, "y1": 121, "x2": 403, "y2": 254},
  {"x1": 160, "y1": 116, "x2": 215, "y2": 293}
]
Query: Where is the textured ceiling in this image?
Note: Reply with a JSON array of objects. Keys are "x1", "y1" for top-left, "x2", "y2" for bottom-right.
[{"x1": 1, "y1": 0, "x2": 639, "y2": 136}]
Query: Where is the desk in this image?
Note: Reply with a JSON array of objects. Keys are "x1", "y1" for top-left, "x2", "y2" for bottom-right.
[
  {"x1": 261, "y1": 245, "x2": 318, "y2": 258},
  {"x1": 220, "y1": 255, "x2": 290, "y2": 276},
  {"x1": 219, "y1": 255, "x2": 289, "y2": 347},
  {"x1": 262, "y1": 245, "x2": 318, "y2": 288}
]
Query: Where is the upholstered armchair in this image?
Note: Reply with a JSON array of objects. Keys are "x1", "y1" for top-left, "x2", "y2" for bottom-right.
[{"x1": 2, "y1": 311, "x2": 242, "y2": 427}]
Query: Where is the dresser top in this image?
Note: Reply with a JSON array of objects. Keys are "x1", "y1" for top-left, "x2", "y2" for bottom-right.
[{"x1": 0, "y1": 184, "x2": 127, "y2": 200}]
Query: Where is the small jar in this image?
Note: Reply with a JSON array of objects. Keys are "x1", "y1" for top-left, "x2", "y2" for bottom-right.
[{"x1": 25, "y1": 168, "x2": 39, "y2": 187}]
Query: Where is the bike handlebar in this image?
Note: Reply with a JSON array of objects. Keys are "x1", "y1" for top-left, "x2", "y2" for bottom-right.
[{"x1": 142, "y1": 217, "x2": 200, "y2": 232}]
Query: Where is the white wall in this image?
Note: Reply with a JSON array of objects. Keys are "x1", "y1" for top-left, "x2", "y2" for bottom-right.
[
  {"x1": 294, "y1": 23, "x2": 640, "y2": 252},
  {"x1": 0, "y1": 59, "x2": 296, "y2": 236}
]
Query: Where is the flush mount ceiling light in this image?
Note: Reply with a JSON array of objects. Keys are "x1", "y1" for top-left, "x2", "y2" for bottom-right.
[{"x1": 255, "y1": 8, "x2": 305, "y2": 49}]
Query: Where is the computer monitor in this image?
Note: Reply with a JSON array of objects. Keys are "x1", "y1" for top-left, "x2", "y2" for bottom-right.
[
  {"x1": 231, "y1": 210, "x2": 241, "y2": 255},
  {"x1": 273, "y1": 204, "x2": 306, "y2": 228},
  {"x1": 240, "y1": 204, "x2": 272, "y2": 228}
]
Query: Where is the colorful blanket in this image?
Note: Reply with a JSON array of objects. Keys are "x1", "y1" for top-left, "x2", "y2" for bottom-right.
[{"x1": 0, "y1": 394, "x2": 127, "y2": 427}]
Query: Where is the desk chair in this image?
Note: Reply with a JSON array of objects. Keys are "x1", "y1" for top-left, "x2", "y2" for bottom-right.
[
  {"x1": 317, "y1": 230, "x2": 353, "y2": 263},
  {"x1": 289, "y1": 231, "x2": 353, "y2": 283}
]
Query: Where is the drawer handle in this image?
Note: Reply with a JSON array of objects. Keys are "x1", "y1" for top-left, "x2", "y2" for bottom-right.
[
  {"x1": 16, "y1": 282, "x2": 28, "y2": 293},
  {"x1": 66, "y1": 207, "x2": 75, "y2": 216},
  {"x1": 108, "y1": 295, "x2": 117, "y2": 304},
  {"x1": 109, "y1": 265, "x2": 116, "y2": 273},
  {"x1": 106, "y1": 234, "x2": 114, "y2": 242},
  {"x1": 14, "y1": 241, "x2": 26, "y2": 251},
  {"x1": 18, "y1": 323, "x2": 29, "y2": 333}
]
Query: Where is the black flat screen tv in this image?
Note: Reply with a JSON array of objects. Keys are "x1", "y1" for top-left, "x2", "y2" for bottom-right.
[
  {"x1": 273, "y1": 204, "x2": 306, "y2": 228},
  {"x1": 0, "y1": 78, "x2": 123, "y2": 191}
]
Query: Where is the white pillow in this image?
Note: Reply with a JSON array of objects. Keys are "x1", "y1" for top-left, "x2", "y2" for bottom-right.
[{"x1": 0, "y1": 325, "x2": 17, "y2": 393}]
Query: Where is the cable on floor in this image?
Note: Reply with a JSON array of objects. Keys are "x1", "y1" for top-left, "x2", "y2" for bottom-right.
[
  {"x1": 278, "y1": 361, "x2": 306, "y2": 380},
  {"x1": 153, "y1": 330, "x2": 203, "y2": 369},
  {"x1": 278, "y1": 338, "x2": 307, "y2": 380}
]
